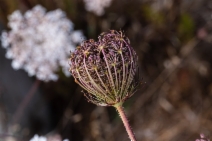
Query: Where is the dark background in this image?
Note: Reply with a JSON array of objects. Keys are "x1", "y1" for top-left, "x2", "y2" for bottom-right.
[{"x1": 0, "y1": 0, "x2": 212, "y2": 141}]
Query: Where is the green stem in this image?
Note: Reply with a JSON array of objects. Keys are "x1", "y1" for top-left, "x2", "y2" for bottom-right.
[{"x1": 114, "y1": 104, "x2": 137, "y2": 141}]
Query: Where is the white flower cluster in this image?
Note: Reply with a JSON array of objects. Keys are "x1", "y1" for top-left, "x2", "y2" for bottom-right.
[
  {"x1": 84, "y1": 0, "x2": 112, "y2": 16},
  {"x1": 30, "y1": 134, "x2": 69, "y2": 141},
  {"x1": 30, "y1": 135, "x2": 46, "y2": 141},
  {"x1": 1, "y1": 5, "x2": 84, "y2": 81}
]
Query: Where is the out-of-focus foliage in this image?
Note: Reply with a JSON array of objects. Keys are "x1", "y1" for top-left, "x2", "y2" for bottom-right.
[
  {"x1": 178, "y1": 13, "x2": 195, "y2": 41},
  {"x1": 142, "y1": 5, "x2": 165, "y2": 27}
]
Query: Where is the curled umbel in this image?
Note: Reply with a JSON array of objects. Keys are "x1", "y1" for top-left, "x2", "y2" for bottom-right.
[{"x1": 69, "y1": 30, "x2": 140, "y2": 106}]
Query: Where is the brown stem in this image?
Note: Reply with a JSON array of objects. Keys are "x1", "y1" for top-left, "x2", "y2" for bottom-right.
[
  {"x1": 11, "y1": 79, "x2": 40, "y2": 125},
  {"x1": 115, "y1": 104, "x2": 137, "y2": 141}
]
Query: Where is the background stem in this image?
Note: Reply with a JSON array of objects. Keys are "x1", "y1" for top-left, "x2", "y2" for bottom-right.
[
  {"x1": 115, "y1": 104, "x2": 137, "y2": 141},
  {"x1": 12, "y1": 79, "x2": 40, "y2": 125}
]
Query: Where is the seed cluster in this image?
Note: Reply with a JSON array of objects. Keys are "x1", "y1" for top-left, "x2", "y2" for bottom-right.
[{"x1": 69, "y1": 30, "x2": 140, "y2": 106}]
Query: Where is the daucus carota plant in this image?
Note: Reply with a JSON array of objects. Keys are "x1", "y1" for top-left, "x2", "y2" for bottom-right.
[
  {"x1": 69, "y1": 30, "x2": 140, "y2": 141},
  {"x1": 29, "y1": 134, "x2": 69, "y2": 141},
  {"x1": 83, "y1": 0, "x2": 112, "y2": 16},
  {"x1": 1, "y1": 5, "x2": 84, "y2": 81}
]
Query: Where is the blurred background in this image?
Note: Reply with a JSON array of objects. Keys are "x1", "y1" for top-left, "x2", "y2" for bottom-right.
[{"x1": 0, "y1": 0, "x2": 212, "y2": 141}]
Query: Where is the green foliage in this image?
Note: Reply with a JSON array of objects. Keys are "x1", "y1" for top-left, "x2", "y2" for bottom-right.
[
  {"x1": 178, "y1": 13, "x2": 195, "y2": 41},
  {"x1": 142, "y1": 5, "x2": 165, "y2": 27},
  {"x1": 0, "y1": 0, "x2": 18, "y2": 25}
]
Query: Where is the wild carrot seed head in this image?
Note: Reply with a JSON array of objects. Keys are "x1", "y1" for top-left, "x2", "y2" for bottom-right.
[{"x1": 69, "y1": 30, "x2": 140, "y2": 106}]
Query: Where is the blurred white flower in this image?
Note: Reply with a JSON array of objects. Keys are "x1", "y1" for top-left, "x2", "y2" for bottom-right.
[
  {"x1": 30, "y1": 135, "x2": 46, "y2": 141},
  {"x1": 84, "y1": 0, "x2": 112, "y2": 16},
  {"x1": 29, "y1": 134, "x2": 69, "y2": 141},
  {"x1": 1, "y1": 5, "x2": 84, "y2": 81}
]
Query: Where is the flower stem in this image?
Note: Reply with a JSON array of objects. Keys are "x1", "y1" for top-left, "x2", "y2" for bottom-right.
[
  {"x1": 12, "y1": 79, "x2": 40, "y2": 125},
  {"x1": 115, "y1": 104, "x2": 137, "y2": 141}
]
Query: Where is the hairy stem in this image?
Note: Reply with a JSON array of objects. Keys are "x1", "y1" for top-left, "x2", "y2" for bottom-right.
[{"x1": 114, "y1": 104, "x2": 137, "y2": 141}]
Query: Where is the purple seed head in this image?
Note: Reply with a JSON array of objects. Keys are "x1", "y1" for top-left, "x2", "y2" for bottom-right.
[{"x1": 69, "y1": 30, "x2": 140, "y2": 106}]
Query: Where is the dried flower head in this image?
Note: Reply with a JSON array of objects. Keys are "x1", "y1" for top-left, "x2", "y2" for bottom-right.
[
  {"x1": 1, "y1": 5, "x2": 84, "y2": 81},
  {"x1": 69, "y1": 30, "x2": 140, "y2": 106}
]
